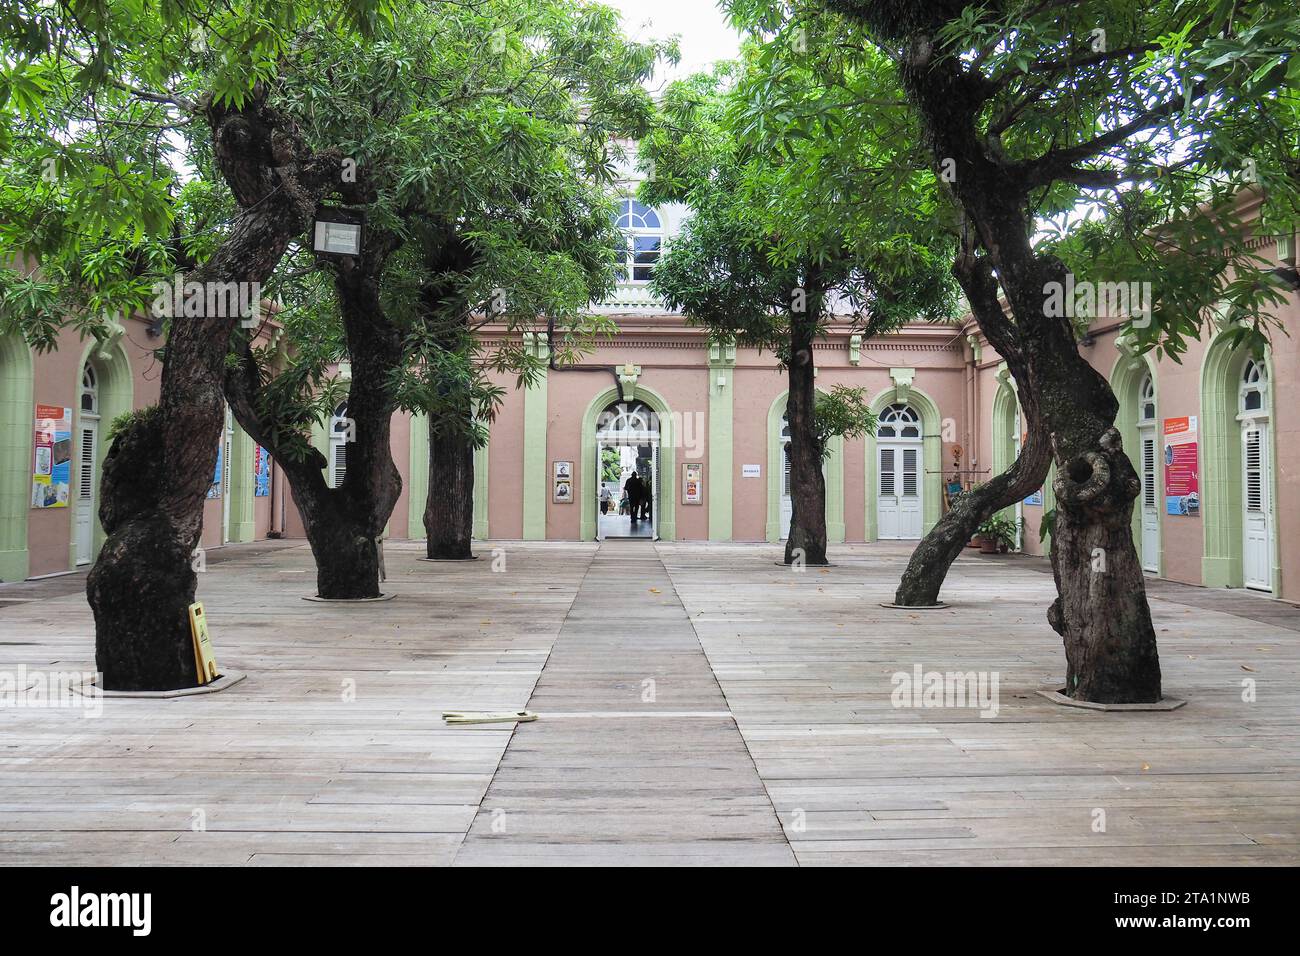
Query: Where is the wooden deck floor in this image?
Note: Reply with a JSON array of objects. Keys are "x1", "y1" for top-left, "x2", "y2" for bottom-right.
[{"x1": 1, "y1": 539, "x2": 1297, "y2": 866}]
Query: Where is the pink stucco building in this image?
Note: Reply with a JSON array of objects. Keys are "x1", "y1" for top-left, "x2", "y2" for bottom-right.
[{"x1": 2, "y1": 194, "x2": 1295, "y2": 603}]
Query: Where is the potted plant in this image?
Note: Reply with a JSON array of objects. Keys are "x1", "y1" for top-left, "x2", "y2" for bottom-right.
[{"x1": 975, "y1": 514, "x2": 1018, "y2": 554}]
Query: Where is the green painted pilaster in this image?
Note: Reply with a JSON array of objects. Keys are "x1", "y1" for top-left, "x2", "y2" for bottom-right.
[
  {"x1": 521, "y1": 332, "x2": 549, "y2": 540},
  {"x1": 707, "y1": 341, "x2": 735, "y2": 540},
  {"x1": 473, "y1": 439, "x2": 489, "y2": 539},
  {"x1": 408, "y1": 412, "x2": 429, "y2": 539},
  {"x1": 0, "y1": 334, "x2": 33, "y2": 582},
  {"x1": 228, "y1": 425, "x2": 257, "y2": 542},
  {"x1": 825, "y1": 434, "x2": 846, "y2": 543}
]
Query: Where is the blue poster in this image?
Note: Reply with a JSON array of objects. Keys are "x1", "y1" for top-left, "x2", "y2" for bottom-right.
[
  {"x1": 1024, "y1": 489, "x2": 1043, "y2": 506},
  {"x1": 254, "y1": 446, "x2": 270, "y2": 497},
  {"x1": 207, "y1": 445, "x2": 223, "y2": 499},
  {"x1": 31, "y1": 404, "x2": 72, "y2": 508}
]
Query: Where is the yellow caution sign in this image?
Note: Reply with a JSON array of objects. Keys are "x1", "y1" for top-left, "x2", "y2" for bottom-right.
[{"x1": 188, "y1": 602, "x2": 220, "y2": 685}]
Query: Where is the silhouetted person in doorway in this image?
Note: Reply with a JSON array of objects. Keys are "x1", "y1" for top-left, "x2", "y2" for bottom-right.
[{"x1": 624, "y1": 473, "x2": 644, "y2": 523}]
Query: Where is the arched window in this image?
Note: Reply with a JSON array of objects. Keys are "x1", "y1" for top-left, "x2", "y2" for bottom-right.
[
  {"x1": 596, "y1": 400, "x2": 658, "y2": 442},
  {"x1": 614, "y1": 199, "x2": 662, "y2": 283},
  {"x1": 329, "y1": 401, "x2": 350, "y2": 488},
  {"x1": 876, "y1": 403, "x2": 921, "y2": 440},
  {"x1": 1240, "y1": 359, "x2": 1267, "y2": 415},
  {"x1": 1138, "y1": 373, "x2": 1156, "y2": 423},
  {"x1": 80, "y1": 364, "x2": 98, "y2": 414}
]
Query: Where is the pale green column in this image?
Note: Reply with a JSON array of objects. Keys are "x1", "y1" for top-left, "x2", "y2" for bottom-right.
[
  {"x1": 825, "y1": 435, "x2": 846, "y2": 543},
  {"x1": 228, "y1": 426, "x2": 257, "y2": 542},
  {"x1": 472, "y1": 439, "x2": 489, "y2": 539},
  {"x1": 521, "y1": 332, "x2": 549, "y2": 540},
  {"x1": 408, "y1": 412, "x2": 429, "y2": 539},
  {"x1": 0, "y1": 334, "x2": 33, "y2": 582},
  {"x1": 707, "y1": 341, "x2": 735, "y2": 540}
]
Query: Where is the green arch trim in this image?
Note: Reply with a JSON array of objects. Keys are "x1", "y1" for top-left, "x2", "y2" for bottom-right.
[
  {"x1": 764, "y1": 390, "x2": 844, "y2": 543},
  {"x1": 1199, "y1": 328, "x2": 1280, "y2": 593},
  {"x1": 0, "y1": 333, "x2": 34, "y2": 581},
  {"x1": 580, "y1": 383, "x2": 675, "y2": 542},
  {"x1": 71, "y1": 336, "x2": 134, "y2": 568},
  {"x1": 864, "y1": 383, "x2": 943, "y2": 542},
  {"x1": 991, "y1": 378, "x2": 1020, "y2": 524},
  {"x1": 1109, "y1": 349, "x2": 1162, "y2": 574}
]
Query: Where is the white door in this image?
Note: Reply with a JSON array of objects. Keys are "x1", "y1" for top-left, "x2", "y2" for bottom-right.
[
  {"x1": 651, "y1": 442, "x2": 660, "y2": 540},
  {"x1": 878, "y1": 444, "x2": 922, "y2": 539},
  {"x1": 1139, "y1": 426, "x2": 1160, "y2": 572},
  {"x1": 75, "y1": 422, "x2": 97, "y2": 565},
  {"x1": 779, "y1": 441, "x2": 792, "y2": 539},
  {"x1": 1243, "y1": 423, "x2": 1272, "y2": 590},
  {"x1": 595, "y1": 441, "x2": 605, "y2": 541},
  {"x1": 221, "y1": 411, "x2": 233, "y2": 543}
]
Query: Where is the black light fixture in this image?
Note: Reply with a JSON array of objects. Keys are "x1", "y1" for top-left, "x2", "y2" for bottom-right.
[{"x1": 311, "y1": 205, "x2": 365, "y2": 259}]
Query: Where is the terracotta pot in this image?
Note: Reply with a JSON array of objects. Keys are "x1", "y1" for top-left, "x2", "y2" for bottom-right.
[{"x1": 979, "y1": 538, "x2": 998, "y2": 554}]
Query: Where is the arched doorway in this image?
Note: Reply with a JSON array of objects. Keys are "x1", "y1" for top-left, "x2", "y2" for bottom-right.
[
  {"x1": 865, "y1": 383, "x2": 942, "y2": 542},
  {"x1": 595, "y1": 399, "x2": 659, "y2": 540},
  {"x1": 1111, "y1": 349, "x2": 1163, "y2": 573},
  {"x1": 991, "y1": 376, "x2": 1023, "y2": 549},
  {"x1": 1201, "y1": 331, "x2": 1279, "y2": 594},
  {"x1": 71, "y1": 340, "x2": 133, "y2": 568},
  {"x1": 1239, "y1": 359, "x2": 1273, "y2": 590},
  {"x1": 765, "y1": 392, "x2": 845, "y2": 543},
  {"x1": 328, "y1": 401, "x2": 350, "y2": 488},
  {"x1": 1135, "y1": 372, "x2": 1161, "y2": 572},
  {"x1": 874, "y1": 402, "x2": 924, "y2": 539},
  {"x1": 74, "y1": 363, "x2": 101, "y2": 565}
]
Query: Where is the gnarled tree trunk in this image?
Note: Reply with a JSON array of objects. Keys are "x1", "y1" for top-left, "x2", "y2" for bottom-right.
[
  {"x1": 849, "y1": 17, "x2": 1163, "y2": 701},
  {"x1": 425, "y1": 413, "x2": 475, "y2": 559},
  {"x1": 88, "y1": 92, "x2": 348, "y2": 690},
  {"x1": 894, "y1": 250, "x2": 1051, "y2": 606},
  {"x1": 224, "y1": 233, "x2": 402, "y2": 601},
  {"x1": 784, "y1": 302, "x2": 829, "y2": 566}
]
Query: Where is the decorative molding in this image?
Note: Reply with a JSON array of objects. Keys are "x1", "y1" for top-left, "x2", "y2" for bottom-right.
[
  {"x1": 889, "y1": 366, "x2": 915, "y2": 401},
  {"x1": 849, "y1": 334, "x2": 862, "y2": 365},
  {"x1": 966, "y1": 333, "x2": 982, "y2": 364},
  {"x1": 617, "y1": 362, "x2": 641, "y2": 401}
]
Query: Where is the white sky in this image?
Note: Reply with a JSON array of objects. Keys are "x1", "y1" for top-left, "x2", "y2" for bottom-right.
[{"x1": 601, "y1": 0, "x2": 744, "y2": 88}]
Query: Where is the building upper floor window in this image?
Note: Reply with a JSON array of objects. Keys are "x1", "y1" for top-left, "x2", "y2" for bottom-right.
[
  {"x1": 1139, "y1": 373, "x2": 1156, "y2": 423},
  {"x1": 877, "y1": 403, "x2": 921, "y2": 439},
  {"x1": 615, "y1": 199, "x2": 661, "y2": 283},
  {"x1": 1240, "y1": 359, "x2": 1267, "y2": 414},
  {"x1": 80, "y1": 364, "x2": 98, "y2": 415}
]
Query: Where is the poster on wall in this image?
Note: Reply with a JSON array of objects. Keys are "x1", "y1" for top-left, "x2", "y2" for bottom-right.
[
  {"x1": 1163, "y1": 415, "x2": 1199, "y2": 516},
  {"x1": 553, "y1": 460, "x2": 573, "y2": 503},
  {"x1": 1024, "y1": 490, "x2": 1043, "y2": 506},
  {"x1": 254, "y1": 446, "x2": 270, "y2": 497},
  {"x1": 207, "y1": 445, "x2": 223, "y2": 499},
  {"x1": 682, "y1": 462, "x2": 703, "y2": 504},
  {"x1": 31, "y1": 405, "x2": 72, "y2": 509}
]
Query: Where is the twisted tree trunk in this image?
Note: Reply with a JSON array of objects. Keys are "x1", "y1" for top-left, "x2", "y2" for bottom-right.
[
  {"x1": 425, "y1": 412, "x2": 476, "y2": 559},
  {"x1": 784, "y1": 292, "x2": 828, "y2": 566},
  {"x1": 856, "y1": 19, "x2": 1163, "y2": 701},
  {"x1": 894, "y1": 249, "x2": 1051, "y2": 606},
  {"x1": 225, "y1": 235, "x2": 402, "y2": 600},
  {"x1": 88, "y1": 92, "x2": 348, "y2": 690}
]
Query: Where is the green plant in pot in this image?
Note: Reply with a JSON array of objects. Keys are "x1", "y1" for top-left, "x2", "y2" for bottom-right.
[{"x1": 975, "y1": 514, "x2": 1019, "y2": 554}]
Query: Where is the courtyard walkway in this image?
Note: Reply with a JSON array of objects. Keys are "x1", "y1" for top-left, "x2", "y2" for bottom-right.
[{"x1": 1, "y1": 539, "x2": 1297, "y2": 866}]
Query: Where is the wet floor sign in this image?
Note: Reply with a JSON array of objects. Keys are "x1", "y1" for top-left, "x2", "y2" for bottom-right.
[{"x1": 188, "y1": 603, "x2": 220, "y2": 684}]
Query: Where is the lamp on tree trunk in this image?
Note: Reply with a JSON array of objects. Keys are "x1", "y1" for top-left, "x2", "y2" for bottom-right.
[{"x1": 312, "y1": 206, "x2": 365, "y2": 259}]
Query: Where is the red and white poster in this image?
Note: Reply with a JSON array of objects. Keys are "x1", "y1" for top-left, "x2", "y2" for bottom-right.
[
  {"x1": 1163, "y1": 415, "x2": 1199, "y2": 516},
  {"x1": 31, "y1": 404, "x2": 72, "y2": 509}
]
